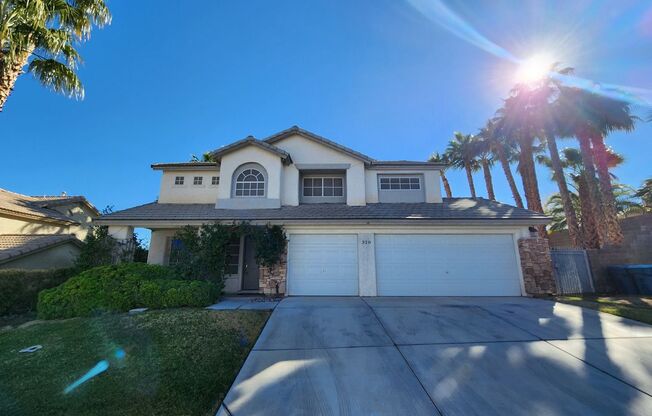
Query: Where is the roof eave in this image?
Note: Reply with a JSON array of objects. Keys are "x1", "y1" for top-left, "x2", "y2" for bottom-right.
[
  {"x1": 0, "y1": 207, "x2": 78, "y2": 226},
  {"x1": 95, "y1": 217, "x2": 549, "y2": 227}
]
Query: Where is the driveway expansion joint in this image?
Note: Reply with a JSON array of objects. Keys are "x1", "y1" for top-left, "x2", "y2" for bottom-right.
[{"x1": 360, "y1": 297, "x2": 444, "y2": 416}]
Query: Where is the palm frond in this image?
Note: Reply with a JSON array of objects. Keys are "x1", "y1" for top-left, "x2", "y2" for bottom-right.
[{"x1": 28, "y1": 58, "x2": 84, "y2": 99}]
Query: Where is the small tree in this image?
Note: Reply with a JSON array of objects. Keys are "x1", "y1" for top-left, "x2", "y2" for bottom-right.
[
  {"x1": 75, "y1": 226, "x2": 117, "y2": 270},
  {"x1": 173, "y1": 224, "x2": 237, "y2": 292}
]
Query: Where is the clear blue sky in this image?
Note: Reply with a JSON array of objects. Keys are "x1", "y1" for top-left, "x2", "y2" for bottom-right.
[{"x1": 2, "y1": 0, "x2": 651, "y2": 238}]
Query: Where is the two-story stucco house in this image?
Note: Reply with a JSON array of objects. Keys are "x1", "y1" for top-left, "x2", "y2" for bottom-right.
[
  {"x1": 0, "y1": 188, "x2": 99, "y2": 269},
  {"x1": 97, "y1": 126, "x2": 551, "y2": 297}
]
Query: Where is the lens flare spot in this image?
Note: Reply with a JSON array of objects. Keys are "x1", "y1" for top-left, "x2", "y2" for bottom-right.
[{"x1": 516, "y1": 54, "x2": 554, "y2": 83}]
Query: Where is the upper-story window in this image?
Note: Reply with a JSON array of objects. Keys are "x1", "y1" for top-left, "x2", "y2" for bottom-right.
[
  {"x1": 211, "y1": 176, "x2": 220, "y2": 185},
  {"x1": 174, "y1": 176, "x2": 184, "y2": 185},
  {"x1": 233, "y1": 163, "x2": 266, "y2": 197},
  {"x1": 379, "y1": 176, "x2": 421, "y2": 190},
  {"x1": 193, "y1": 176, "x2": 203, "y2": 185},
  {"x1": 300, "y1": 174, "x2": 345, "y2": 203}
]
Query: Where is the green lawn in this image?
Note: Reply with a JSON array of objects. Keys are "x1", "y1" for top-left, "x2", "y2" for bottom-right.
[
  {"x1": 555, "y1": 296, "x2": 652, "y2": 325},
  {"x1": 0, "y1": 308, "x2": 269, "y2": 416}
]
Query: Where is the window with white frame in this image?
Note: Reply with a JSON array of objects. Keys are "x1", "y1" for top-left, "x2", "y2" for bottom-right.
[
  {"x1": 193, "y1": 176, "x2": 203, "y2": 185},
  {"x1": 234, "y1": 166, "x2": 266, "y2": 197},
  {"x1": 303, "y1": 176, "x2": 344, "y2": 197},
  {"x1": 379, "y1": 176, "x2": 421, "y2": 190},
  {"x1": 174, "y1": 176, "x2": 184, "y2": 185},
  {"x1": 211, "y1": 176, "x2": 219, "y2": 185}
]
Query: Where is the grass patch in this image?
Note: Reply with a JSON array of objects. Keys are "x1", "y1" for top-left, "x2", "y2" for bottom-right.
[
  {"x1": 0, "y1": 308, "x2": 269, "y2": 415},
  {"x1": 555, "y1": 296, "x2": 652, "y2": 325}
]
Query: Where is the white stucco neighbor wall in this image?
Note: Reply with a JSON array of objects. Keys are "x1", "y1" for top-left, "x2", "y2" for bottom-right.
[
  {"x1": 270, "y1": 134, "x2": 367, "y2": 206},
  {"x1": 158, "y1": 170, "x2": 220, "y2": 204},
  {"x1": 216, "y1": 146, "x2": 283, "y2": 209},
  {"x1": 365, "y1": 169, "x2": 442, "y2": 204}
]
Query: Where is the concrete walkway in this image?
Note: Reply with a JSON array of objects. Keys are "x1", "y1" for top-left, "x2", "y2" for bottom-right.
[
  {"x1": 217, "y1": 297, "x2": 652, "y2": 415},
  {"x1": 206, "y1": 296, "x2": 280, "y2": 311}
]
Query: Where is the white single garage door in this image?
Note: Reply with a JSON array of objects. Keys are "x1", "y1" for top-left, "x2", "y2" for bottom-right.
[
  {"x1": 375, "y1": 234, "x2": 522, "y2": 296},
  {"x1": 287, "y1": 234, "x2": 359, "y2": 295}
]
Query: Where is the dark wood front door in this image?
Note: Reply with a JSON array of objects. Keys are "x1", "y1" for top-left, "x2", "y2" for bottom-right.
[{"x1": 242, "y1": 236, "x2": 259, "y2": 290}]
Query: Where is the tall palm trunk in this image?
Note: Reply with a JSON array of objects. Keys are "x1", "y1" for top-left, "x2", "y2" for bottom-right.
[
  {"x1": 464, "y1": 161, "x2": 477, "y2": 198},
  {"x1": 576, "y1": 130, "x2": 603, "y2": 248},
  {"x1": 0, "y1": 50, "x2": 31, "y2": 111},
  {"x1": 481, "y1": 159, "x2": 495, "y2": 200},
  {"x1": 545, "y1": 135, "x2": 582, "y2": 247},
  {"x1": 440, "y1": 171, "x2": 453, "y2": 198},
  {"x1": 518, "y1": 139, "x2": 546, "y2": 238},
  {"x1": 496, "y1": 146, "x2": 524, "y2": 208},
  {"x1": 577, "y1": 174, "x2": 593, "y2": 245},
  {"x1": 591, "y1": 133, "x2": 624, "y2": 246}
]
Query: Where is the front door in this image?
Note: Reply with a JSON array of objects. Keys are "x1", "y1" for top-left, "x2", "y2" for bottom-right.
[{"x1": 242, "y1": 236, "x2": 260, "y2": 290}]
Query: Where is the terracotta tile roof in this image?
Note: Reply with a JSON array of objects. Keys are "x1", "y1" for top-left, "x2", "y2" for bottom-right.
[{"x1": 0, "y1": 234, "x2": 81, "y2": 264}]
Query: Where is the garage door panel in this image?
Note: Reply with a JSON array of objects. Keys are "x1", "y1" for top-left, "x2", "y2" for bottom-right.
[
  {"x1": 376, "y1": 234, "x2": 521, "y2": 296},
  {"x1": 288, "y1": 234, "x2": 359, "y2": 296}
]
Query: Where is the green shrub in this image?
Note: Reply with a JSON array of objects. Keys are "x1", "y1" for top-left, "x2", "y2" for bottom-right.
[
  {"x1": 0, "y1": 268, "x2": 77, "y2": 316},
  {"x1": 36, "y1": 263, "x2": 219, "y2": 320}
]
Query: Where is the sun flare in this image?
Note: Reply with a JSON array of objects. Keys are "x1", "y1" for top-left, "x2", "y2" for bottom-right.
[{"x1": 515, "y1": 54, "x2": 554, "y2": 83}]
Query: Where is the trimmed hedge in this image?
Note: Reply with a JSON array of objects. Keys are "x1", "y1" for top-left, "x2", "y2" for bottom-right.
[
  {"x1": 0, "y1": 268, "x2": 77, "y2": 316},
  {"x1": 37, "y1": 263, "x2": 219, "y2": 320}
]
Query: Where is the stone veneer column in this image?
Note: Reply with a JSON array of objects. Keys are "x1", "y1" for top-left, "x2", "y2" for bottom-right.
[
  {"x1": 258, "y1": 252, "x2": 287, "y2": 296},
  {"x1": 518, "y1": 237, "x2": 557, "y2": 295}
]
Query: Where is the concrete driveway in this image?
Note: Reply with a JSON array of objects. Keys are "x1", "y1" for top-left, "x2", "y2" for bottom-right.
[{"x1": 217, "y1": 297, "x2": 652, "y2": 415}]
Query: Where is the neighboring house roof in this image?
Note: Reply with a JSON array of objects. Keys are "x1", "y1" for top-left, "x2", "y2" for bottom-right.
[
  {"x1": 0, "y1": 188, "x2": 90, "y2": 225},
  {"x1": 0, "y1": 234, "x2": 82, "y2": 265},
  {"x1": 208, "y1": 136, "x2": 292, "y2": 164},
  {"x1": 29, "y1": 195, "x2": 100, "y2": 216},
  {"x1": 151, "y1": 162, "x2": 220, "y2": 171},
  {"x1": 263, "y1": 126, "x2": 375, "y2": 164},
  {"x1": 96, "y1": 198, "x2": 549, "y2": 225}
]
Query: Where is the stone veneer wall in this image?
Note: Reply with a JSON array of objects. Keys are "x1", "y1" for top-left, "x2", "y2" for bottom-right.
[
  {"x1": 518, "y1": 237, "x2": 556, "y2": 295},
  {"x1": 258, "y1": 252, "x2": 287, "y2": 296}
]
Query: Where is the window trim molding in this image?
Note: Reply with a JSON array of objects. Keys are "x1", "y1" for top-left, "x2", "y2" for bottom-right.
[
  {"x1": 377, "y1": 173, "x2": 426, "y2": 203},
  {"x1": 300, "y1": 173, "x2": 346, "y2": 204},
  {"x1": 231, "y1": 162, "x2": 268, "y2": 198}
]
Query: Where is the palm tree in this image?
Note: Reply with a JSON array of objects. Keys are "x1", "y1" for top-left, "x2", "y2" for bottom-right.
[
  {"x1": 478, "y1": 119, "x2": 524, "y2": 208},
  {"x1": 0, "y1": 0, "x2": 111, "y2": 111},
  {"x1": 429, "y1": 152, "x2": 453, "y2": 198},
  {"x1": 495, "y1": 91, "x2": 546, "y2": 237},
  {"x1": 635, "y1": 178, "x2": 652, "y2": 211},
  {"x1": 471, "y1": 132, "x2": 496, "y2": 200},
  {"x1": 446, "y1": 132, "x2": 479, "y2": 198},
  {"x1": 556, "y1": 86, "x2": 636, "y2": 247}
]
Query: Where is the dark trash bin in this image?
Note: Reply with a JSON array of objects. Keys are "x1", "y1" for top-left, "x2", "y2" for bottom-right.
[
  {"x1": 608, "y1": 265, "x2": 639, "y2": 295},
  {"x1": 628, "y1": 265, "x2": 652, "y2": 296}
]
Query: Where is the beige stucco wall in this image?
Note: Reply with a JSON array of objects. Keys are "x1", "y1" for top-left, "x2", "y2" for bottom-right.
[
  {"x1": 271, "y1": 134, "x2": 367, "y2": 206},
  {"x1": 158, "y1": 169, "x2": 220, "y2": 204},
  {"x1": 0, "y1": 242, "x2": 81, "y2": 270},
  {"x1": 365, "y1": 169, "x2": 442, "y2": 204},
  {"x1": 216, "y1": 147, "x2": 283, "y2": 208}
]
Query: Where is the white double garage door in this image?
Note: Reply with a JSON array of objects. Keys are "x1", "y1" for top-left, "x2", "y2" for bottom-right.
[{"x1": 287, "y1": 233, "x2": 523, "y2": 296}]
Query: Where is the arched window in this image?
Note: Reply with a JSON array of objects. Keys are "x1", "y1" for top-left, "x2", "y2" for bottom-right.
[{"x1": 233, "y1": 163, "x2": 266, "y2": 197}]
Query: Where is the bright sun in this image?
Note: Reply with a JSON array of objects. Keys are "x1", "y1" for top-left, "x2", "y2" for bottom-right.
[{"x1": 515, "y1": 54, "x2": 554, "y2": 83}]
